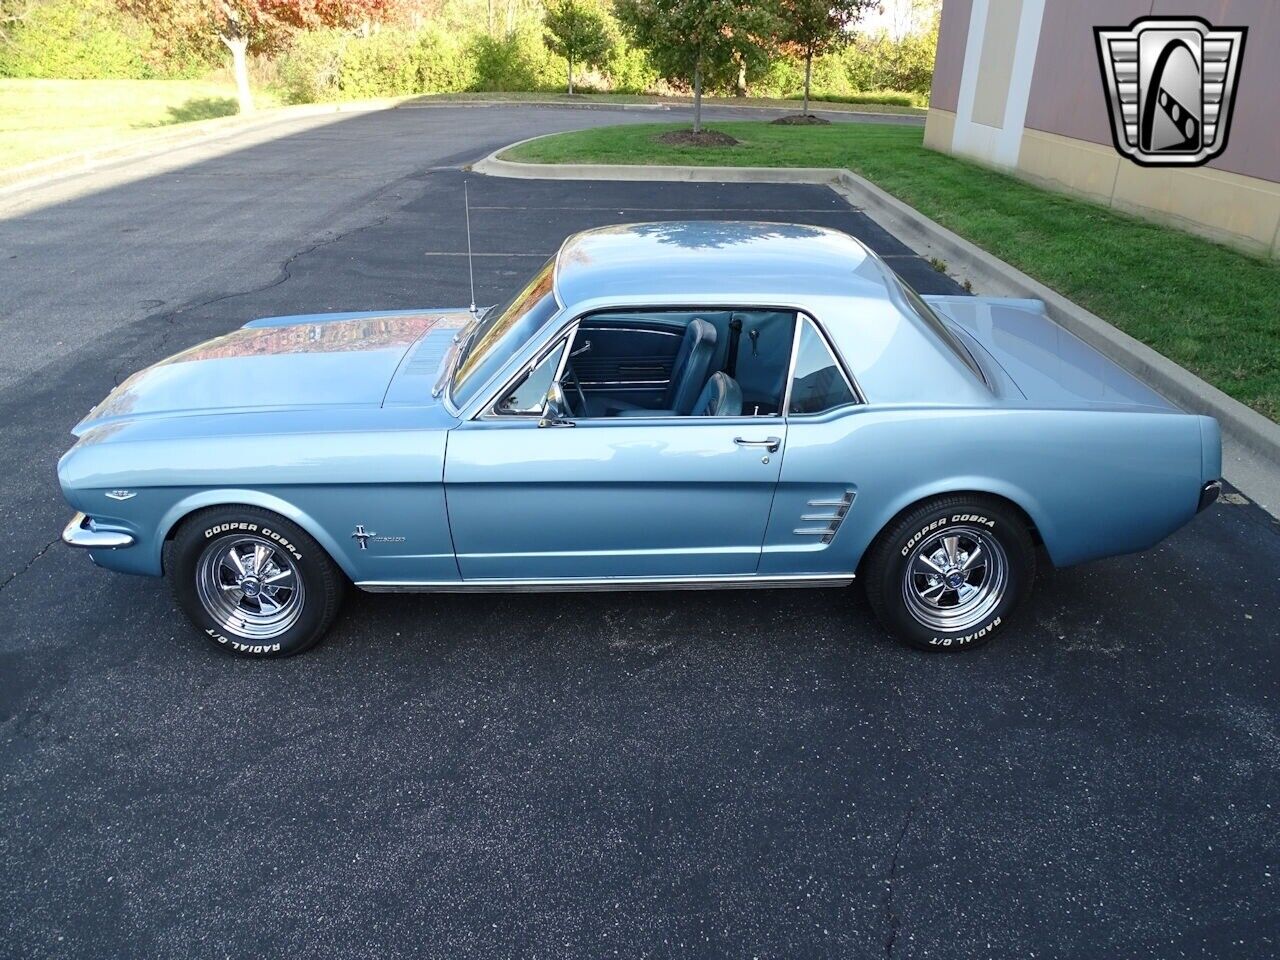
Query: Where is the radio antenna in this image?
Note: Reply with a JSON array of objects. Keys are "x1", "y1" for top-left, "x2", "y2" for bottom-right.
[{"x1": 464, "y1": 180, "x2": 478, "y2": 318}]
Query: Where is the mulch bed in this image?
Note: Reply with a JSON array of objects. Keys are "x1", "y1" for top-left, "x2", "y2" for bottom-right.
[
  {"x1": 771, "y1": 114, "x2": 831, "y2": 125},
  {"x1": 654, "y1": 129, "x2": 740, "y2": 147}
]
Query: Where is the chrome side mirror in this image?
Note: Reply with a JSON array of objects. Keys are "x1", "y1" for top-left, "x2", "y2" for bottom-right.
[{"x1": 538, "y1": 382, "x2": 574, "y2": 428}]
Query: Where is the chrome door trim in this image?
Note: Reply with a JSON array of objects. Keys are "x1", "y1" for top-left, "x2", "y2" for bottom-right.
[
  {"x1": 782, "y1": 315, "x2": 865, "y2": 417},
  {"x1": 578, "y1": 325, "x2": 683, "y2": 338},
  {"x1": 477, "y1": 323, "x2": 579, "y2": 421},
  {"x1": 355, "y1": 573, "x2": 853, "y2": 593},
  {"x1": 780, "y1": 315, "x2": 805, "y2": 417},
  {"x1": 579, "y1": 380, "x2": 669, "y2": 388}
]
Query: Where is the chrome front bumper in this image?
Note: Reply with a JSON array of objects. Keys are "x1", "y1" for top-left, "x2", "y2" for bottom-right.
[{"x1": 62, "y1": 512, "x2": 135, "y2": 549}]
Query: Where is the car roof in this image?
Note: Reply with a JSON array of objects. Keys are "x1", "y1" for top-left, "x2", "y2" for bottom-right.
[
  {"x1": 548, "y1": 221, "x2": 994, "y2": 406},
  {"x1": 553, "y1": 222, "x2": 893, "y2": 307}
]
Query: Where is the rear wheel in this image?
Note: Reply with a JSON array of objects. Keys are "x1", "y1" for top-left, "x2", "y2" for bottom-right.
[
  {"x1": 864, "y1": 496, "x2": 1035, "y2": 652},
  {"x1": 168, "y1": 506, "x2": 345, "y2": 658}
]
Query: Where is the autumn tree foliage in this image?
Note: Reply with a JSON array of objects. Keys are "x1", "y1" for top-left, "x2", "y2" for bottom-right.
[
  {"x1": 118, "y1": 0, "x2": 411, "y2": 113},
  {"x1": 775, "y1": 0, "x2": 874, "y2": 115}
]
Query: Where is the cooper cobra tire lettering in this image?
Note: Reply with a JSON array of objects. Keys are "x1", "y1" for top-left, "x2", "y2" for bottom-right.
[
  {"x1": 204, "y1": 522, "x2": 258, "y2": 538},
  {"x1": 260, "y1": 528, "x2": 303, "y2": 561},
  {"x1": 901, "y1": 517, "x2": 948, "y2": 556},
  {"x1": 950, "y1": 514, "x2": 995, "y2": 527}
]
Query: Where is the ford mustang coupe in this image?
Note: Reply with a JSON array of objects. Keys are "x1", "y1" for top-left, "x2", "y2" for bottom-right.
[{"x1": 58, "y1": 222, "x2": 1221, "y2": 657}]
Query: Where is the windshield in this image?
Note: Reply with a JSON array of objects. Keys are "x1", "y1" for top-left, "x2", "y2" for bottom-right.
[{"x1": 450, "y1": 258, "x2": 559, "y2": 408}]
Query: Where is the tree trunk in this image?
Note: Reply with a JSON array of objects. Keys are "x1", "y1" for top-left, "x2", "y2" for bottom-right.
[
  {"x1": 736, "y1": 58, "x2": 746, "y2": 97},
  {"x1": 693, "y1": 63, "x2": 702, "y2": 135},
  {"x1": 567, "y1": 55, "x2": 573, "y2": 95},
  {"x1": 221, "y1": 34, "x2": 253, "y2": 115},
  {"x1": 804, "y1": 51, "x2": 812, "y2": 116}
]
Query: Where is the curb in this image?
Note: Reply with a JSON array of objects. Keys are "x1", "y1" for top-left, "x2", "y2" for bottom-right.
[
  {"x1": 474, "y1": 150, "x2": 837, "y2": 184},
  {"x1": 404, "y1": 97, "x2": 924, "y2": 122},
  {"x1": 0, "y1": 99, "x2": 408, "y2": 196},
  {"x1": 401, "y1": 98, "x2": 670, "y2": 112},
  {"x1": 472, "y1": 142, "x2": 1280, "y2": 475}
]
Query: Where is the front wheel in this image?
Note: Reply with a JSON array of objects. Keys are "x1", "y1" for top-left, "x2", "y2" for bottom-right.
[
  {"x1": 168, "y1": 506, "x2": 346, "y2": 658},
  {"x1": 863, "y1": 496, "x2": 1036, "y2": 652}
]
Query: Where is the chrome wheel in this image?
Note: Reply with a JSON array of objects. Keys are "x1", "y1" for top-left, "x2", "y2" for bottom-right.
[
  {"x1": 195, "y1": 535, "x2": 305, "y2": 640},
  {"x1": 901, "y1": 525, "x2": 1008, "y2": 632}
]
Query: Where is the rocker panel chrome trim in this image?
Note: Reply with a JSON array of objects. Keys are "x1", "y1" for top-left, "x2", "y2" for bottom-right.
[{"x1": 356, "y1": 573, "x2": 853, "y2": 593}]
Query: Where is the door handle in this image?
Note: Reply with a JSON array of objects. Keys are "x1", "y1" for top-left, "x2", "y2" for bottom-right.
[{"x1": 734, "y1": 436, "x2": 781, "y2": 453}]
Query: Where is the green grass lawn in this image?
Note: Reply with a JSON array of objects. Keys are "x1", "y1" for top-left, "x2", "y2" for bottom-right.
[
  {"x1": 506, "y1": 121, "x2": 1280, "y2": 421},
  {"x1": 0, "y1": 79, "x2": 280, "y2": 171}
]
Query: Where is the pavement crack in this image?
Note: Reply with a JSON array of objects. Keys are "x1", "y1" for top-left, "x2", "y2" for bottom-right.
[
  {"x1": 0, "y1": 537, "x2": 60, "y2": 596},
  {"x1": 883, "y1": 803, "x2": 917, "y2": 959}
]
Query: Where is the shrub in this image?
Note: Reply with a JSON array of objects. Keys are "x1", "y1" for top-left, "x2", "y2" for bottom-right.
[
  {"x1": 277, "y1": 29, "x2": 347, "y2": 103},
  {"x1": 278, "y1": 26, "x2": 476, "y2": 103},
  {"x1": 339, "y1": 29, "x2": 420, "y2": 99},
  {"x1": 787, "y1": 89, "x2": 925, "y2": 108},
  {"x1": 605, "y1": 37, "x2": 658, "y2": 93},
  {"x1": 415, "y1": 27, "x2": 475, "y2": 93},
  {"x1": 0, "y1": 0, "x2": 152, "y2": 79},
  {"x1": 840, "y1": 30, "x2": 937, "y2": 97},
  {"x1": 470, "y1": 28, "x2": 566, "y2": 92}
]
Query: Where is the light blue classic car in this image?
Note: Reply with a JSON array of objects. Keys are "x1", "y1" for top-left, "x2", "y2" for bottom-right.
[{"x1": 59, "y1": 222, "x2": 1221, "y2": 657}]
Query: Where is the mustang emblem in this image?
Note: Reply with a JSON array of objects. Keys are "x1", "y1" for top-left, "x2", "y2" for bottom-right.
[
  {"x1": 105, "y1": 490, "x2": 137, "y2": 501},
  {"x1": 352, "y1": 525, "x2": 405, "y2": 550}
]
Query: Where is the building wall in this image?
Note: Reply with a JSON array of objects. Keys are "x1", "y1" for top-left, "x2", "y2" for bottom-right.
[{"x1": 923, "y1": 0, "x2": 1280, "y2": 257}]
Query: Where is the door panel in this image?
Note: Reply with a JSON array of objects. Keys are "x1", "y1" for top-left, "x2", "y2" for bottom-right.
[
  {"x1": 445, "y1": 418, "x2": 785, "y2": 580},
  {"x1": 574, "y1": 314, "x2": 730, "y2": 408},
  {"x1": 573, "y1": 322, "x2": 684, "y2": 407}
]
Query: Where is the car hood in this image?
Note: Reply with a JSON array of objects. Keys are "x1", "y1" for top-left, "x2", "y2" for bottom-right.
[{"x1": 74, "y1": 310, "x2": 470, "y2": 435}]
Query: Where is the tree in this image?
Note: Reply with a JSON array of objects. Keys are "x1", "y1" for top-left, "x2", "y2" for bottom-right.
[
  {"x1": 776, "y1": 0, "x2": 874, "y2": 115},
  {"x1": 543, "y1": 0, "x2": 613, "y2": 94},
  {"x1": 616, "y1": 0, "x2": 777, "y2": 134},
  {"x1": 0, "y1": 0, "x2": 40, "y2": 48},
  {"x1": 118, "y1": 1, "x2": 402, "y2": 115}
]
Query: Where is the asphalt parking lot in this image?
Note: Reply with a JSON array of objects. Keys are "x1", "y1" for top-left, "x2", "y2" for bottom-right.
[{"x1": 1, "y1": 105, "x2": 1278, "y2": 959}]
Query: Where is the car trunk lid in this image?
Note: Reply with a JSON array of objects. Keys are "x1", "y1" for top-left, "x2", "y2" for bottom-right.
[{"x1": 925, "y1": 296, "x2": 1179, "y2": 411}]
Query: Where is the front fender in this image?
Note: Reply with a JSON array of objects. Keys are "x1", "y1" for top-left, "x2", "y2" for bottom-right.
[{"x1": 155, "y1": 489, "x2": 360, "y2": 580}]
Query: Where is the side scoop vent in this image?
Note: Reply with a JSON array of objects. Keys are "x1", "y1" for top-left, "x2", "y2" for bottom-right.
[{"x1": 794, "y1": 490, "x2": 856, "y2": 544}]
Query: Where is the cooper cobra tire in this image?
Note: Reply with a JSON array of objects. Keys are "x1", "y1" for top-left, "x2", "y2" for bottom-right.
[
  {"x1": 863, "y1": 495, "x2": 1035, "y2": 653},
  {"x1": 168, "y1": 506, "x2": 345, "y2": 658}
]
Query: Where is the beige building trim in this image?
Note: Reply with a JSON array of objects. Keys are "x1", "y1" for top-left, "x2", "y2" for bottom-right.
[
  {"x1": 1015, "y1": 129, "x2": 1120, "y2": 204},
  {"x1": 970, "y1": 0, "x2": 1022, "y2": 128},
  {"x1": 1110, "y1": 161, "x2": 1280, "y2": 258},
  {"x1": 923, "y1": 108, "x2": 957, "y2": 153},
  {"x1": 1015, "y1": 128, "x2": 1280, "y2": 257},
  {"x1": 923, "y1": 117, "x2": 1280, "y2": 257}
]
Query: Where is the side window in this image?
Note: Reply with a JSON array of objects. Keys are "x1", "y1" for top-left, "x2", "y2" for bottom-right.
[
  {"x1": 788, "y1": 318, "x2": 857, "y2": 415},
  {"x1": 492, "y1": 339, "x2": 568, "y2": 415}
]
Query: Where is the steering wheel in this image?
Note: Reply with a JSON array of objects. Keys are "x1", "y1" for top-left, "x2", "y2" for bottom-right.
[{"x1": 562, "y1": 363, "x2": 588, "y2": 416}]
